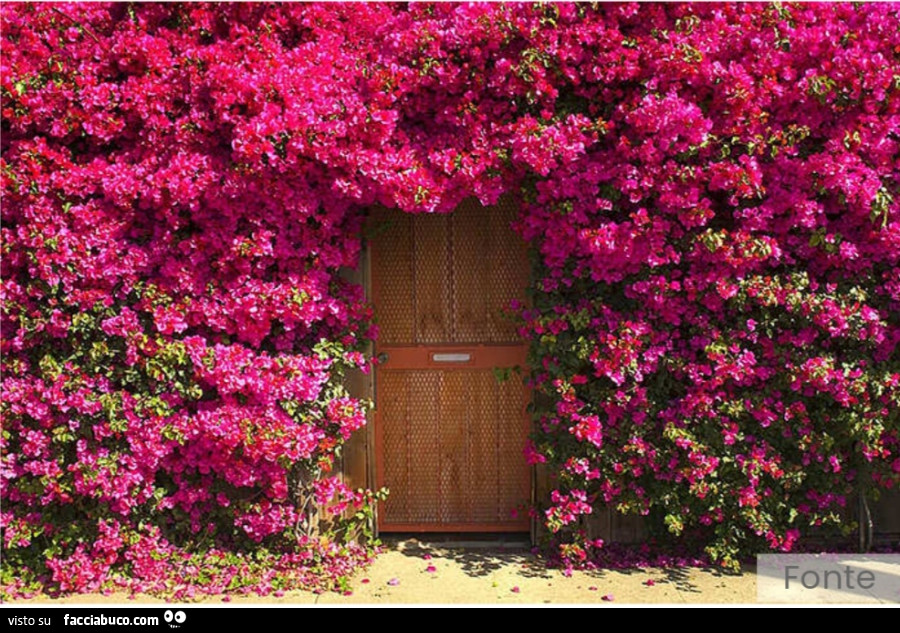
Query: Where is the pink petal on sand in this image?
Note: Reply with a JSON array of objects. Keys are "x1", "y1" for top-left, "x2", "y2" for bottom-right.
[
  {"x1": 423, "y1": 554, "x2": 433, "y2": 561},
  {"x1": 361, "y1": 578, "x2": 370, "y2": 584},
  {"x1": 511, "y1": 586, "x2": 520, "y2": 593},
  {"x1": 644, "y1": 579, "x2": 656, "y2": 587},
  {"x1": 602, "y1": 594, "x2": 614, "y2": 602},
  {"x1": 222, "y1": 596, "x2": 231, "y2": 603},
  {"x1": 387, "y1": 578, "x2": 400, "y2": 586},
  {"x1": 588, "y1": 586, "x2": 598, "y2": 591},
  {"x1": 426, "y1": 565, "x2": 437, "y2": 573}
]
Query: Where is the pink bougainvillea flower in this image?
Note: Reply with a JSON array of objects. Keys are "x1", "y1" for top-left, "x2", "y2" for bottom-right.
[
  {"x1": 387, "y1": 578, "x2": 400, "y2": 587},
  {"x1": 644, "y1": 580, "x2": 656, "y2": 587},
  {"x1": 425, "y1": 565, "x2": 437, "y2": 573},
  {"x1": 602, "y1": 594, "x2": 614, "y2": 602},
  {"x1": 511, "y1": 586, "x2": 520, "y2": 593}
]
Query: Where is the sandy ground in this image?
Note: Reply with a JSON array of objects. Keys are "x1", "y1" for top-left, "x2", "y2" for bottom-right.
[{"x1": 13, "y1": 538, "x2": 760, "y2": 605}]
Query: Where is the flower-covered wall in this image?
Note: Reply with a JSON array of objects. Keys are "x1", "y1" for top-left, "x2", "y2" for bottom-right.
[{"x1": 2, "y1": 2, "x2": 898, "y2": 594}]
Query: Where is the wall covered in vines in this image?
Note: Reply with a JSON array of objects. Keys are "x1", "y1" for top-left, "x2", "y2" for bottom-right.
[{"x1": 2, "y1": 2, "x2": 899, "y2": 595}]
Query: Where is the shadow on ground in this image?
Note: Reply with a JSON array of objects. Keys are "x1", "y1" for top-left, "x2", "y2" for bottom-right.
[
  {"x1": 576, "y1": 558, "x2": 746, "y2": 594},
  {"x1": 385, "y1": 535, "x2": 553, "y2": 579},
  {"x1": 383, "y1": 534, "x2": 747, "y2": 593}
]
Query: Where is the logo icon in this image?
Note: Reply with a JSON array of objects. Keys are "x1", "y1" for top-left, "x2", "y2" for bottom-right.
[{"x1": 164, "y1": 610, "x2": 186, "y2": 629}]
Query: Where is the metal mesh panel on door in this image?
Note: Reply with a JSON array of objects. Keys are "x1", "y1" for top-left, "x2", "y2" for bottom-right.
[
  {"x1": 371, "y1": 197, "x2": 527, "y2": 345},
  {"x1": 379, "y1": 371, "x2": 409, "y2": 524},
  {"x1": 485, "y1": 198, "x2": 528, "y2": 342},
  {"x1": 371, "y1": 212, "x2": 415, "y2": 344},
  {"x1": 379, "y1": 369, "x2": 530, "y2": 526}
]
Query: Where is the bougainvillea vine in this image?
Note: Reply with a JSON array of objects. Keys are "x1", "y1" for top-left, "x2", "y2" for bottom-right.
[{"x1": 2, "y1": 2, "x2": 899, "y2": 595}]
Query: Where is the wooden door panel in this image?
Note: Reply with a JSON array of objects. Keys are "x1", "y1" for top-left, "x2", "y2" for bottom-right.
[
  {"x1": 371, "y1": 198, "x2": 526, "y2": 347},
  {"x1": 487, "y1": 205, "x2": 529, "y2": 342},
  {"x1": 379, "y1": 371, "x2": 409, "y2": 523},
  {"x1": 373, "y1": 213, "x2": 414, "y2": 345},
  {"x1": 371, "y1": 197, "x2": 530, "y2": 532},
  {"x1": 406, "y1": 371, "x2": 441, "y2": 524},
  {"x1": 439, "y1": 371, "x2": 468, "y2": 523},
  {"x1": 452, "y1": 200, "x2": 490, "y2": 342},
  {"x1": 413, "y1": 215, "x2": 451, "y2": 344},
  {"x1": 374, "y1": 368, "x2": 529, "y2": 530}
]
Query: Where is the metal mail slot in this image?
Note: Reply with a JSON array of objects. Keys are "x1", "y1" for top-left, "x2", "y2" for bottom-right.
[{"x1": 432, "y1": 353, "x2": 472, "y2": 363}]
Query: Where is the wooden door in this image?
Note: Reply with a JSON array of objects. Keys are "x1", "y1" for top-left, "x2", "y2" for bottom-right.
[{"x1": 370, "y1": 197, "x2": 531, "y2": 532}]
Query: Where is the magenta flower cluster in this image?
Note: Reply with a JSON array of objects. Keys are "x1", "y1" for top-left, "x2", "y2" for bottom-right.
[{"x1": 2, "y1": 2, "x2": 899, "y2": 592}]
